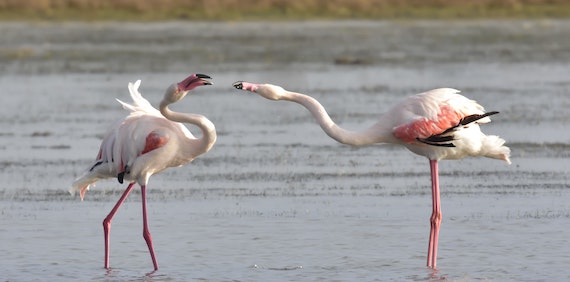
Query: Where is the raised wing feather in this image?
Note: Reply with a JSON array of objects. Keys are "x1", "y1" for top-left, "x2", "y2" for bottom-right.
[{"x1": 116, "y1": 80, "x2": 162, "y2": 117}]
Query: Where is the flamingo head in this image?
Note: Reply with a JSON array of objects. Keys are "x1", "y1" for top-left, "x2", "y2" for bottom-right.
[
  {"x1": 233, "y1": 81, "x2": 285, "y2": 101},
  {"x1": 164, "y1": 74, "x2": 212, "y2": 103}
]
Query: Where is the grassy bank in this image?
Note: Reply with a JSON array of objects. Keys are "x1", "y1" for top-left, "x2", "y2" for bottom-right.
[{"x1": 1, "y1": 0, "x2": 570, "y2": 21}]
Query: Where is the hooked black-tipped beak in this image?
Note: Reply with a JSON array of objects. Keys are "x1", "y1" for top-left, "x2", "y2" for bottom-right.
[
  {"x1": 233, "y1": 81, "x2": 244, "y2": 90},
  {"x1": 196, "y1": 73, "x2": 211, "y2": 79},
  {"x1": 179, "y1": 74, "x2": 213, "y2": 91},
  {"x1": 232, "y1": 81, "x2": 259, "y2": 92},
  {"x1": 196, "y1": 74, "x2": 212, "y2": 85},
  {"x1": 193, "y1": 73, "x2": 213, "y2": 86}
]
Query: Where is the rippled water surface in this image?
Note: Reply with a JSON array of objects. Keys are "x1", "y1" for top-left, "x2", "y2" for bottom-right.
[{"x1": 1, "y1": 21, "x2": 570, "y2": 281}]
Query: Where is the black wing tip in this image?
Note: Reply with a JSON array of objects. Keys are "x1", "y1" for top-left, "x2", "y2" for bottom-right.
[
  {"x1": 416, "y1": 111, "x2": 500, "y2": 148},
  {"x1": 117, "y1": 172, "x2": 125, "y2": 184},
  {"x1": 117, "y1": 165, "x2": 129, "y2": 184},
  {"x1": 416, "y1": 137, "x2": 456, "y2": 148},
  {"x1": 459, "y1": 111, "x2": 500, "y2": 126}
]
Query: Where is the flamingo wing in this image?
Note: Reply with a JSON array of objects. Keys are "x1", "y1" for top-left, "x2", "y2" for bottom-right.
[
  {"x1": 117, "y1": 80, "x2": 162, "y2": 117},
  {"x1": 391, "y1": 88, "x2": 489, "y2": 146}
]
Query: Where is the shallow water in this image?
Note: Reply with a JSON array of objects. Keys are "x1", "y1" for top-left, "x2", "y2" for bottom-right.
[{"x1": 1, "y1": 20, "x2": 570, "y2": 281}]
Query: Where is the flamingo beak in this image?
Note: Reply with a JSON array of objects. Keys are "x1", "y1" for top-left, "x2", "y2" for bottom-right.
[
  {"x1": 233, "y1": 81, "x2": 258, "y2": 92},
  {"x1": 178, "y1": 74, "x2": 212, "y2": 91},
  {"x1": 232, "y1": 81, "x2": 244, "y2": 90}
]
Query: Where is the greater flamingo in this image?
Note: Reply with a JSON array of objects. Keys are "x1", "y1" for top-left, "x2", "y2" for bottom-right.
[
  {"x1": 233, "y1": 81, "x2": 510, "y2": 269},
  {"x1": 71, "y1": 74, "x2": 216, "y2": 271}
]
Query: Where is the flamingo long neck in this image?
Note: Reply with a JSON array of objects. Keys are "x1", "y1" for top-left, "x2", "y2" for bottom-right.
[
  {"x1": 282, "y1": 91, "x2": 393, "y2": 146},
  {"x1": 159, "y1": 101, "x2": 217, "y2": 157}
]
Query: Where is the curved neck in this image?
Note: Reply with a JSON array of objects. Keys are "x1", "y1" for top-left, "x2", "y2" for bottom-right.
[
  {"x1": 282, "y1": 91, "x2": 393, "y2": 146},
  {"x1": 159, "y1": 100, "x2": 217, "y2": 156}
]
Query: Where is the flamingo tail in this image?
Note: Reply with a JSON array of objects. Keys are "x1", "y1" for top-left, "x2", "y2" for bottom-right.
[
  {"x1": 70, "y1": 176, "x2": 97, "y2": 201},
  {"x1": 482, "y1": 135, "x2": 511, "y2": 165},
  {"x1": 70, "y1": 162, "x2": 114, "y2": 201}
]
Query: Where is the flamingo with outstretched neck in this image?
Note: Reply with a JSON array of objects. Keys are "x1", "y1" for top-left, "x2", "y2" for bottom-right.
[
  {"x1": 233, "y1": 81, "x2": 510, "y2": 269},
  {"x1": 71, "y1": 74, "x2": 216, "y2": 271}
]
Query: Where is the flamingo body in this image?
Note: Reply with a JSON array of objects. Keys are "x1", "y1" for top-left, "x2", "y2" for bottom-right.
[
  {"x1": 387, "y1": 88, "x2": 510, "y2": 162},
  {"x1": 233, "y1": 81, "x2": 510, "y2": 269},
  {"x1": 71, "y1": 74, "x2": 216, "y2": 271}
]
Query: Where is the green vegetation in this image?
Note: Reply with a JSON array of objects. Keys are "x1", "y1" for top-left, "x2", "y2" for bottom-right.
[{"x1": 1, "y1": 0, "x2": 569, "y2": 21}]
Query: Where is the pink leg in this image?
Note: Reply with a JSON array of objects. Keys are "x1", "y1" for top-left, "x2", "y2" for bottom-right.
[
  {"x1": 141, "y1": 185, "x2": 159, "y2": 271},
  {"x1": 103, "y1": 182, "x2": 136, "y2": 269},
  {"x1": 427, "y1": 160, "x2": 442, "y2": 269}
]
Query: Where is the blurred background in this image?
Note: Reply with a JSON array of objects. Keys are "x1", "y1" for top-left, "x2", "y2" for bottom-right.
[{"x1": 1, "y1": 0, "x2": 570, "y2": 20}]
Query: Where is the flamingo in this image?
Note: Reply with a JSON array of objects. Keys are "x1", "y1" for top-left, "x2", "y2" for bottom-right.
[
  {"x1": 233, "y1": 81, "x2": 510, "y2": 269},
  {"x1": 71, "y1": 74, "x2": 216, "y2": 271}
]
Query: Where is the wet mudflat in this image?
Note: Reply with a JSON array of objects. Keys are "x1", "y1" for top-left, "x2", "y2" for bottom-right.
[{"x1": 1, "y1": 20, "x2": 569, "y2": 281}]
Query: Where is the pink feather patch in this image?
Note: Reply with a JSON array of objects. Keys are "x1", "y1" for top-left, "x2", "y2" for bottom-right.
[
  {"x1": 142, "y1": 131, "x2": 168, "y2": 154},
  {"x1": 393, "y1": 105, "x2": 463, "y2": 143}
]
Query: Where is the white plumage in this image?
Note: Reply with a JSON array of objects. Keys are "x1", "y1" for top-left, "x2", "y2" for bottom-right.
[
  {"x1": 233, "y1": 81, "x2": 510, "y2": 269},
  {"x1": 71, "y1": 74, "x2": 216, "y2": 271}
]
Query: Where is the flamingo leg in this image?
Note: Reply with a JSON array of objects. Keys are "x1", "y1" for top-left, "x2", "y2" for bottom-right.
[
  {"x1": 141, "y1": 185, "x2": 159, "y2": 271},
  {"x1": 427, "y1": 159, "x2": 442, "y2": 269},
  {"x1": 103, "y1": 182, "x2": 136, "y2": 269}
]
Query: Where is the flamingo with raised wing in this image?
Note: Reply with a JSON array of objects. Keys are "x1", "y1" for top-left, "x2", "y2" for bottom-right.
[
  {"x1": 71, "y1": 74, "x2": 216, "y2": 271},
  {"x1": 233, "y1": 81, "x2": 510, "y2": 269}
]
